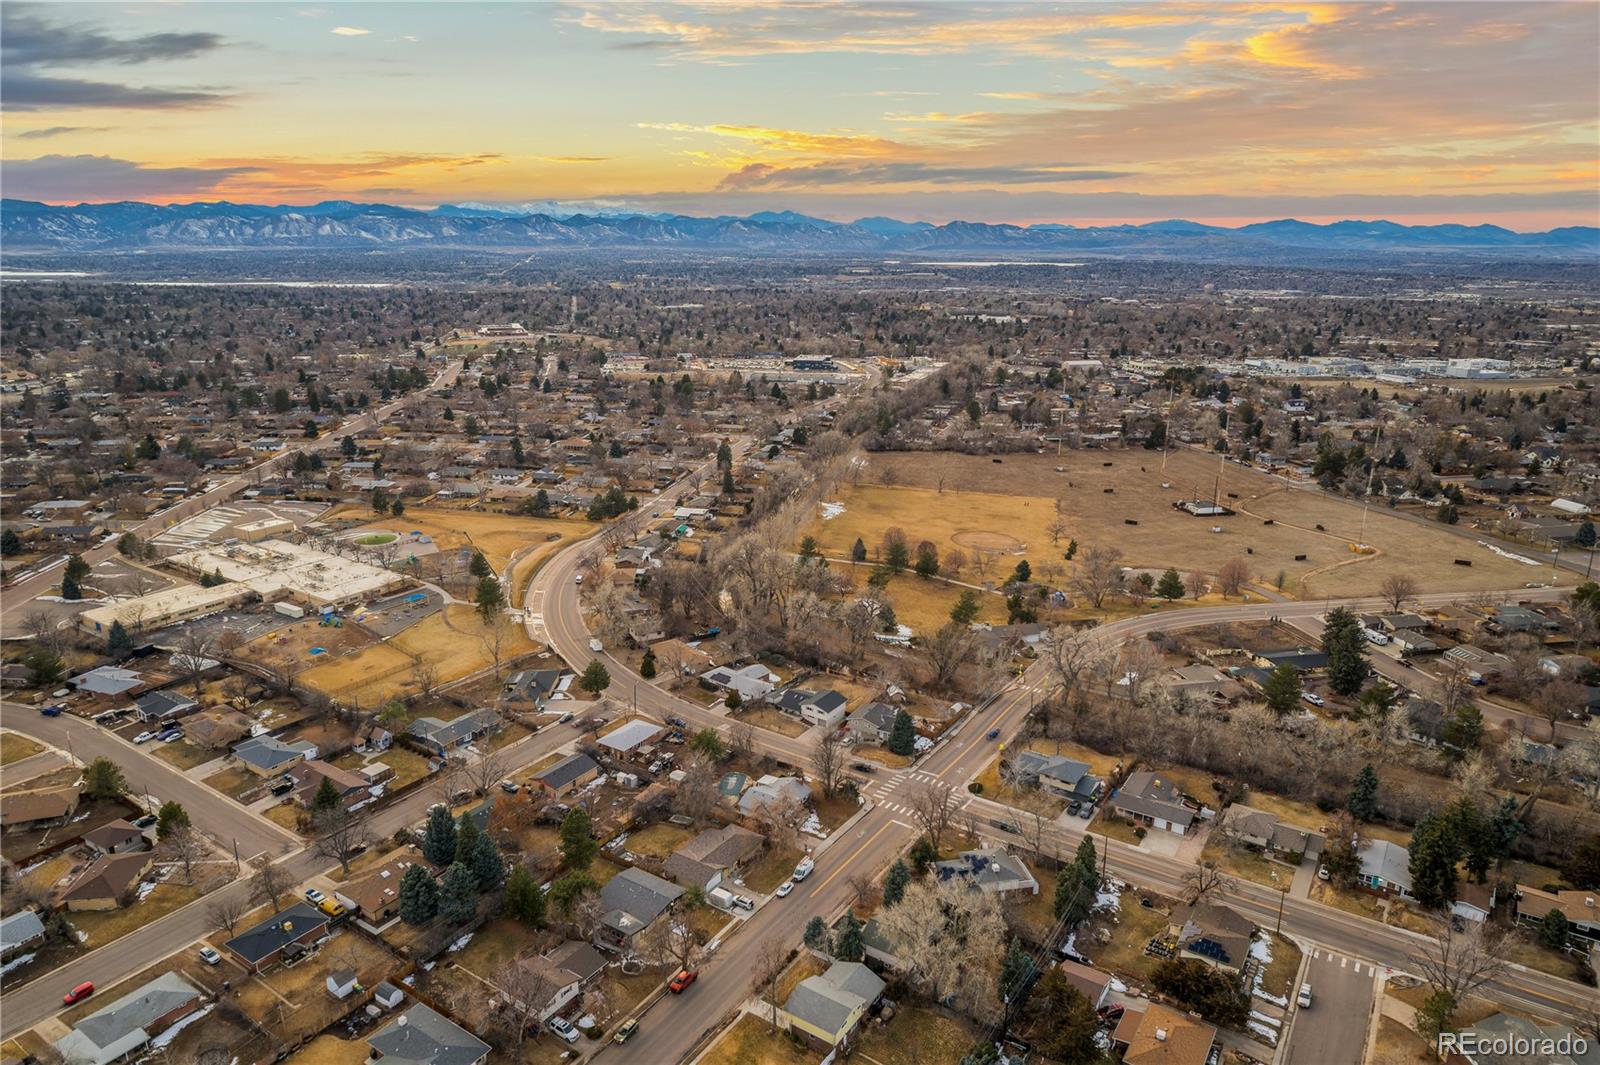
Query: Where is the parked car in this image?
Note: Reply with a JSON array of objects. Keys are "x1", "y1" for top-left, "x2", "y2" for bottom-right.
[
  {"x1": 157, "y1": 729, "x2": 183, "y2": 742},
  {"x1": 559, "y1": 713, "x2": 575, "y2": 725},
  {"x1": 1077, "y1": 804, "x2": 1094, "y2": 820},
  {"x1": 1297, "y1": 984, "x2": 1313, "y2": 1009},
  {"x1": 131, "y1": 814, "x2": 157, "y2": 829},
  {"x1": 39, "y1": 704, "x2": 62, "y2": 717},
  {"x1": 198, "y1": 946, "x2": 222, "y2": 966},
  {"x1": 1097, "y1": 1004, "x2": 1125, "y2": 1025},
  {"x1": 317, "y1": 898, "x2": 347, "y2": 918},
  {"x1": 669, "y1": 970, "x2": 699, "y2": 993},
  {"x1": 1317, "y1": 865, "x2": 1330, "y2": 881},
  {"x1": 133, "y1": 731, "x2": 156, "y2": 744},
  {"x1": 305, "y1": 888, "x2": 326, "y2": 905},
  {"x1": 1302, "y1": 692, "x2": 1325, "y2": 707},
  {"x1": 667, "y1": 716, "x2": 687, "y2": 728},
  {"x1": 775, "y1": 881, "x2": 794, "y2": 898},
  {"x1": 573, "y1": 574, "x2": 584, "y2": 585},
  {"x1": 613, "y1": 1019, "x2": 639, "y2": 1044},
  {"x1": 589, "y1": 638, "x2": 604, "y2": 652},
  {"x1": 850, "y1": 761, "x2": 877, "y2": 774},
  {"x1": 1068, "y1": 800, "x2": 1082, "y2": 816},
  {"x1": 63, "y1": 982, "x2": 94, "y2": 1005},
  {"x1": 792, "y1": 857, "x2": 815, "y2": 881},
  {"x1": 499, "y1": 779, "x2": 519, "y2": 794},
  {"x1": 548, "y1": 1017, "x2": 580, "y2": 1044}
]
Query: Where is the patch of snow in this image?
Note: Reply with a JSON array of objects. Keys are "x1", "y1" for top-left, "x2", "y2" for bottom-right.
[
  {"x1": 1094, "y1": 888, "x2": 1121, "y2": 912},
  {"x1": 1249, "y1": 1010, "x2": 1282, "y2": 1029},
  {"x1": 1, "y1": 952, "x2": 35, "y2": 976},
  {"x1": 819, "y1": 502, "x2": 846, "y2": 521},
  {"x1": 1250, "y1": 936, "x2": 1273, "y2": 964},
  {"x1": 401, "y1": 974, "x2": 415, "y2": 985},
  {"x1": 800, "y1": 813, "x2": 825, "y2": 838},
  {"x1": 1108, "y1": 977, "x2": 1127, "y2": 994},
  {"x1": 447, "y1": 933, "x2": 474, "y2": 953},
  {"x1": 1246, "y1": 1020, "x2": 1280, "y2": 1045},
  {"x1": 135, "y1": 880, "x2": 158, "y2": 901},
  {"x1": 913, "y1": 736, "x2": 933, "y2": 754},
  {"x1": 151, "y1": 1003, "x2": 214, "y2": 1048}
]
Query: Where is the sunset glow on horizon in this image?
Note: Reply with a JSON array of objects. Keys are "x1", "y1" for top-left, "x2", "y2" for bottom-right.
[{"x1": 3, "y1": 2, "x2": 1596, "y2": 230}]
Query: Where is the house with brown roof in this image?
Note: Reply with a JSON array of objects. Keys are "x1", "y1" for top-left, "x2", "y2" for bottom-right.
[
  {"x1": 286, "y1": 760, "x2": 373, "y2": 809},
  {"x1": 507, "y1": 954, "x2": 582, "y2": 1023},
  {"x1": 1055, "y1": 959, "x2": 1112, "y2": 1009},
  {"x1": 662, "y1": 825, "x2": 764, "y2": 891},
  {"x1": 0, "y1": 787, "x2": 80, "y2": 834},
  {"x1": 1516, "y1": 886, "x2": 1600, "y2": 942},
  {"x1": 1113, "y1": 1002, "x2": 1219, "y2": 1065},
  {"x1": 334, "y1": 855, "x2": 438, "y2": 933},
  {"x1": 61, "y1": 852, "x2": 155, "y2": 911},
  {"x1": 1217, "y1": 804, "x2": 1325, "y2": 861},
  {"x1": 82, "y1": 819, "x2": 149, "y2": 857},
  {"x1": 1167, "y1": 901, "x2": 1258, "y2": 974},
  {"x1": 184, "y1": 710, "x2": 253, "y2": 750}
]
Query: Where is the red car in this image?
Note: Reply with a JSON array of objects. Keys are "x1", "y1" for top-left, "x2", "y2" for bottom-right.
[
  {"x1": 668, "y1": 969, "x2": 698, "y2": 993},
  {"x1": 63, "y1": 981, "x2": 94, "y2": 1005}
]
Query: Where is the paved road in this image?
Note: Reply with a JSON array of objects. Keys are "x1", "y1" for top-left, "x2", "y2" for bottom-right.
[
  {"x1": 0, "y1": 357, "x2": 463, "y2": 632},
  {"x1": 1286, "y1": 947, "x2": 1379, "y2": 1065}
]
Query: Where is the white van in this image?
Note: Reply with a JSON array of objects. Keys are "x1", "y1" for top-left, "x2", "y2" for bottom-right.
[
  {"x1": 792, "y1": 857, "x2": 815, "y2": 881},
  {"x1": 1297, "y1": 984, "x2": 1313, "y2": 1009}
]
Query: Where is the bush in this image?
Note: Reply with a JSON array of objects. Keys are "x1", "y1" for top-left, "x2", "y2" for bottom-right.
[{"x1": 968, "y1": 782, "x2": 984, "y2": 794}]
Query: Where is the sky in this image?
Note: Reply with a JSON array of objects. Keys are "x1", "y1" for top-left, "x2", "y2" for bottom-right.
[{"x1": 2, "y1": 2, "x2": 1597, "y2": 229}]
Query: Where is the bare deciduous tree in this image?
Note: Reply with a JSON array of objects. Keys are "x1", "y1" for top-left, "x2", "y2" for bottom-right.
[
  {"x1": 1042, "y1": 626, "x2": 1112, "y2": 736},
  {"x1": 462, "y1": 745, "x2": 509, "y2": 799},
  {"x1": 875, "y1": 875, "x2": 1006, "y2": 1016},
  {"x1": 1070, "y1": 545, "x2": 1126, "y2": 609},
  {"x1": 1216, "y1": 557, "x2": 1252, "y2": 598},
  {"x1": 1380, "y1": 574, "x2": 1421, "y2": 614},
  {"x1": 208, "y1": 892, "x2": 250, "y2": 934},
  {"x1": 492, "y1": 957, "x2": 558, "y2": 1049},
  {"x1": 161, "y1": 825, "x2": 208, "y2": 885},
  {"x1": 752, "y1": 937, "x2": 789, "y2": 1033},
  {"x1": 812, "y1": 728, "x2": 845, "y2": 799},
  {"x1": 313, "y1": 806, "x2": 373, "y2": 876},
  {"x1": 251, "y1": 858, "x2": 289, "y2": 913},
  {"x1": 1181, "y1": 861, "x2": 1236, "y2": 906},
  {"x1": 1410, "y1": 918, "x2": 1508, "y2": 1007},
  {"x1": 908, "y1": 780, "x2": 956, "y2": 852}
]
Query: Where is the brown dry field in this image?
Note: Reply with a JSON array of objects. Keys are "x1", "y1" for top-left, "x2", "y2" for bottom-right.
[
  {"x1": 302, "y1": 604, "x2": 536, "y2": 704},
  {"x1": 857, "y1": 450, "x2": 1572, "y2": 598},
  {"x1": 327, "y1": 505, "x2": 596, "y2": 574},
  {"x1": 803, "y1": 484, "x2": 1058, "y2": 564}
]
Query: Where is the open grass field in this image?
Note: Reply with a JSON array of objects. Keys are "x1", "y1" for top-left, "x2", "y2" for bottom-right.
[
  {"x1": 625, "y1": 821, "x2": 694, "y2": 859},
  {"x1": 833, "y1": 565, "x2": 1006, "y2": 635},
  {"x1": 804, "y1": 483, "x2": 1060, "y2": 573},
  {"x1": 303, "y1": 604, "x2": 537, "y2": 704},
  {"x1": 0, "y1": 733, "x2": 45, "y2": 765},
  {"x1": 854, "y1": 451, "x2": 1573, "y2": 598},
  {"x1": 69, "y1": 882, "x2": 201, "y2": 948},
  {"x1": 740, "y1": 705, "x2": 811, "y2": 738},
  {"x1": 328, "y1": 505, "x2": 595, "y2": 574},
  {"x1": 700, "y1": 1014, "x2": 820, "y2": 1065}
]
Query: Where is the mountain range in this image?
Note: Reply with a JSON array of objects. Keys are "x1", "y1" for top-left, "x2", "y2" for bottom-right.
[{"x1": 3, "y1": 198, "x2": 1595, "y2": 260}]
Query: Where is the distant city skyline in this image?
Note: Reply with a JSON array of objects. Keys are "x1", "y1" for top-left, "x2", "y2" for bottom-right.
[{"x1": 3, "y1": 2, "x2": 1597, "y2": 229}]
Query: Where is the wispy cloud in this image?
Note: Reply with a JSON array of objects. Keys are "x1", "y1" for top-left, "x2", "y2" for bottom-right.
[
  {"x1": 3, "y1": 154, "x2": 262, "y2": 201},
  {"x1": 718, "y1": 161, "x2": 1132, "y2": 190},
  {"x1": 12, "y1": 125, "x2": 110, "y2": 140},
  {"x1": 330, "y1": 26, "x2": 370, "y2": 37},
  {"x1": 637, "y1": 122, "x2": 898, "y2": 156}
]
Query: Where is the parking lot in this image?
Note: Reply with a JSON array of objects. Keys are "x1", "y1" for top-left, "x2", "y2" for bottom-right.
[{"x1": 353, "y1": 588, "x2": 444, "y2": 639}]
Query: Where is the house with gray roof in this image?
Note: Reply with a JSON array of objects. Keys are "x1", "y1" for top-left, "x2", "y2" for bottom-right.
[
  {"x1": 532, "y1": 752, "x2": 601, "y2": 796},
  {"x1": 845, "y1": 701, "x2": 898, "y2": 744},
  {"x1": 1013, "y1": 751, "x2": 1103, "y2": 804},
  {"x1": 367, "y1": 1002, "x2": 490, "y2": 1065},
  {"x1": 1357, "y1": 838, "x2": 1414, "y2": 899},
  {"x1": 133, "y1": 690, "x2": 198, "y2": 723},
  {"x1": 223, "y1": 901, "x2": 330, "y2": 972},
  {"x1": 53, "y1": 972, "x2": 204, "y2": 1065},
  {"x1": 738, "y1": 774, "x2": 811, "y2": 816},
  {"x1": 233, "y1": 734, "x2": 316, "y2": 775},
  {"x1": 1449, "y1": 1012, "x2": 1600, "y2": 1065},
  {"x1": 1110, "y1": 770, "x2": 1195, "y2": 834},
  {"x1": 663, "y1": 825, "x2": 764, "y2": 890},
  {"x1": 408, "y1": 709, "x2": 500, "y2": 755},
  {"x1": 699, "y1": 662, "x2": 778, "y2": 702},
  {"x1": 0, "y1": 909, "x2": 45, "y2": 958},
  {"x1": 1218, "y1": 804, "x2": 1324, "y2": 860},
  {"x1": 799, "y1": 689, "x2": 848, "y2": 728},
  {"x1": 781, "y1": 960, "x2": 885, "y2": 1049},
  {"x1": 68, "y1": 666, "x2": 150, "y2": 698},
  {"x1": 932, "y1": 847, "x2": 1039, "y2": 896},
  {"x1": 596, "y1": 867, "x2": 683, "y2": 952}
]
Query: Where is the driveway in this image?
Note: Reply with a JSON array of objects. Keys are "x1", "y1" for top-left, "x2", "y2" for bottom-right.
[{"x1": 1139, "y1": 830, "x2": 1183, "y2": 856}]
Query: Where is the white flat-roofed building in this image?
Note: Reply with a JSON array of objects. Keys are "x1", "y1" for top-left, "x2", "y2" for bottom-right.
[{"x1": 169, "y1": 539, "x2": 406, "y2": 609}]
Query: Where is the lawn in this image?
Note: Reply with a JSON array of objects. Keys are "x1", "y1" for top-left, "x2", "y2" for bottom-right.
[
  {"x1": 1203, "y1": 840, "x2": 1292, "y2": 889},
  {"x1": 0, "y1": 733, "x2": 45, "y2": 765},
  {"x1": 69, "y1": 882, "x2": 201, "y2": 947},
  {"x1": 740, "y1": 706, "x2": 810, "y2": 738},
  {"x1": 150, "y1": 739, "x2": 221, "y2": 771},
  {"x1": 1258, "y1": 932, "x2": 1303, "y2": 1003},
  {"x1": 1091, "y1": 813, "x2": 1146, "y2": 847},
  {"x1": 699, "y1": 1014, "x2": 820, "y2": 1065},
  {"x1": 327, "y1": 506, "x2": 596, "y2": 575},
  {"x1": 855, "y1": 1004, "x2": 979, "y2": 1065},
  {"x1": 203, "y1": 766, "x2": 264, "y2": 801},
  {"x1": 775, "y1": 952, "x2": 828, "y2": 1003},
  {"x1": 305, "y1": 604, "x2": 539, "y2": 704},
  {"x1": 365, "y1": 745, "x2": 433, "y2": 791},
  {"x1": 850, "y1": 744, "x2": 911, "y2": 769},
  {"x1": 625, "y1": 822, "x2": 694, "y2": 860},
  {"x1": 972, "y1": 755, "x2": 1066, "y2": 818},
  {"x1": 1500, "y1": 928, "x2": 1587, "y2": 981},
  {"x1": 853, "y1": 450, "x2": 1573, "y2": 599},
  {"x1": 285, "y1": 1035, "x2": 372, "y2": 1065},
  {"x1": 452, "y1": 916, "x2": 544, "y2": 977},
  {"x1": 264, "y1": 802, "x2": 307, "y2": 832},
  {"x1": 1370, "y1": 1017, "x2": 1434, "y2": 1065},
  {"x1": 832, "y1": 566, "x2": 1007, "y2": 636},
  {"x1": 1008, "y1": 859, "x2": 1059, "y2": 943},
  {"x1": 743, "y1": 845, "x2": 805, "y2": 893},
  {"x1": 1079, "y1": 894, "x2": 1172, "y2": 983}
]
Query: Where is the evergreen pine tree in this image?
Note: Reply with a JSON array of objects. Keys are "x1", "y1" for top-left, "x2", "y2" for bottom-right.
[
  {"x1": 1407, "y1": 810, "x2": 1462, "y2": 908},
  {"x1": 422, "y1": 804, "x2": 457, "y2": 866},
  {"x1": 803, "y1": 915, "x2": 830, "y2": 951},
  {"x1": 1262, "y1": 663, "x2": 1302, "y2": 715},
  {"x1": 851, "y1": 538, "x2": 867, "y2": 563},
  {"x1": 398, "y1": 863, "x2": 439, "y2": 924},
  {"x1": 440, "y1": 862, "x2": 479, "y2": 923},
  {"x1": 106, "y1": 620, "x2": 133, "y2": 658},
  {"x1": 470, "y1": 828, "x2": 503, "y2": 890},
  {"x1": 833, "y1": 913, "x2": 865, "y2": 961},
  {"x1": 999, "y1": 936, "x2": 1035, "y2": 1011},
  {"x1": 559, "y1": 807, "x2": 598, "y2": 869},
  {"x1": 1348, "y1": 764, "x2": 1380, "y2": 821},
  {"x1": 312, "y1": 778, "x2": 342, "y2": 813},
  {"x1": 639, "y1": 651, "x2": 657, "y2": 679},
  {"x1": 1538, "y1": 909, "x2": 1571, "y2": 950},
  {"x1": 1156, "y1": 567, "x2": 1185, "y2": 600},
  {"x1": 504, "y1": 865, "x2": 546, "y2": 927},
  {"x1": 887, "y1": 709, "x2": 917, "y2": 755},
  {"x1": 60, "y1": 572, "x2": 82, "y2": 600},
  {"x1": 1322, "y1": 606, "x2": 1369, "y2": 697},
  {"x1": 883, "y1": 859, "x2": 911, "y2": 907},
  {"x1": 454, "y1": 817, "x2": 480, "y2": 865}
]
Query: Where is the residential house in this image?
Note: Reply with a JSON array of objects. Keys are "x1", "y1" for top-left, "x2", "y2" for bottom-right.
[
  {"x1": 507, "y1": 954, "x2": 582, "y2": 1023},
  {"x1": 649, "y1": 638, "x2": 716, "y2": 676},
  {"x1": 335, "y1": 855, "x2": 436, "y2": 933},
  {"x1": 1453, "y1": 880, "x2": 1497, "y2": 924},
  {"x1": 1110, "y1": 771, "x2": 1195, "y2": 834},
  {"x1": 133, "y1": 690, "x2": 198, "y2": 724},
  {"x1": 531, "y1": 753, "x2": 602, "y2": 797},
  {"x1": 408, "y1": 709, "x2": 500, "y2": 755},
  {"x1": 183, "y1": 710, "x2": 253, "y2": 750},
  {"x1": 1444, "y1": 645, "x2": 1513, "y2": 684},
  {"x1": 1492, "y1": 605, "x2": 1560, "y2": 635},
  {"x1": 662, "y1": 825, "x2": 764, "y2": 891},
  {"x1": 502, "y1": 668, "x2": 573, "y2": 711},
  {"x1": 1449, "y1": 1012, "x2": 1600, "y2": 1065},
  {"x1": 1168, "y1": 901, "x2": 1257, "y2": 974},
  {"x1": 1055, "y1": 959, "x2": 1112, "y2": 1009},
  {"x1": 597, "y1": 720, "x2": 663, "y2": 759},
  {"x1": 1013, "y1": 752, "x2": 1104, "y2": 805},
  {"x1": 52, "y1": 972, "x2": 204, "y2": 1065},
  {"x1": 845, "y1": 701, "x2": 898, "y2": 745},
  {"x1": 0, "y1": 787, "x2": 80, "y2": 834},
  {"x1": 799, "y1": 690, "x2": 849, "y2": 728},
  {"x1": 1165, "y1": 664, "x2": 1229, "y2": 699},
  {"x1": 1356, "y1": 839, "x2": 1415, "y2": 899},
  {"x1": 82, "y1": 819, "x2": 148, "y2": 857},
  {"x1": 233, "y1": 734, "x2": 316, "y2": 776},
  {"x1": 596, "y1": 867, "x2": 683, "y2": 953},
  {"x1": 68, "y1": 666, "x2": 150, "y2": 699},
  {"x1": 1254, "y1": 648, "x2": 1329, "y2": 672},
  {"x1": 546, "y1": 940, "x2": 608, "y2": 987},
  {"x1": 1516, "y1": 887, "x2": 1600, "y2": 942},
  {"x1": 367, "y1": 1003, "x2": 490, "y2": 1065},
  {"x1": 0, "y1": 910, "x2": 45, "y2": 959},
  {"x1": 931, "y1": 847, "x2": 1039, "y2": 896},
  {"x1": 780, "y1": 960, "x2": 885, "y2": 1050},
  {"x1": 699, "y1": 663, "x2": 779, "y2": 702},
  {"x1": 1112, "y1": 1002, "x2": 1219, "y2": 1065},
  {"x1": 738, "y1": 775, "x2": 812, "y2": 817},
  {"x1": 286, "y1": 760, "x2": 373, "y2": 809},
  {"x1": 1218, "y1": 804, "x2": 1325, "y2": 861},
  {"x1": 223, "y1": 902, "x2": 331, "y2": 972}
]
